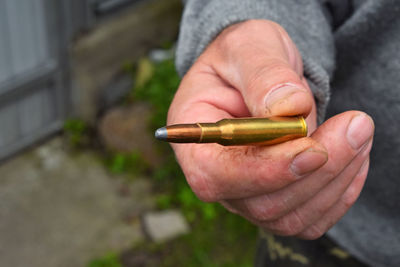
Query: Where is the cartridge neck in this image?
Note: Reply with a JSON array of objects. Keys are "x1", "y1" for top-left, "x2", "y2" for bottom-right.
[{"x1": 197, "y1": 123, "x2": 222, "y2": 143}]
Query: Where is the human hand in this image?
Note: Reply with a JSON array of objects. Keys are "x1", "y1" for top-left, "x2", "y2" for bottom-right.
[{"x1": 168, "y1": 20, "x2": 374, "y2": 239}]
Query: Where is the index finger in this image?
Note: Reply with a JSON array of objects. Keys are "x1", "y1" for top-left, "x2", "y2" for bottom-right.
[{"x1": 174, "y1": 136, "x2": 325, "y2": 202}]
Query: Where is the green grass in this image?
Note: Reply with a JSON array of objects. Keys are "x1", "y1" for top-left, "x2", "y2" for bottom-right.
[
  {"x1": 87, "y1": 57, "x2": 258, "y2": 266},
  {"x1": 63, "y1": 118, "x2": 90, "y2": 147},
  {"x1": 128, "y1": 57, "x2": 180, "y2": 129},
  {"x1": 88, "y1": 253, "x2": 122, "y2": 267},
  {"x1": 105, "y1": 150, "x2": 149, "y2": 176}
]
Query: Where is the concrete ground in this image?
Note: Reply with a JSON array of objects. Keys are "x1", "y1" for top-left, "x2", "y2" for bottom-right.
[{"x1": 0, "y1": 137, "x2": 154, "y2": 267}]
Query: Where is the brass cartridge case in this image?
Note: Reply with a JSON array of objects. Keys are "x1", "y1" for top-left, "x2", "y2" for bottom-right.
[{"x1": 156, "y1": 116, "x2": 307, "y2": 146}]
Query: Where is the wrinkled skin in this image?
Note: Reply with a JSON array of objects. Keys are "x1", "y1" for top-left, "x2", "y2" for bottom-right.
[{"x1": 168, "y1": 20, "x2": 374, "y2": 239}]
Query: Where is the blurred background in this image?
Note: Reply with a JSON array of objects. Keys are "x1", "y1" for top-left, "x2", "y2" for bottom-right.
[{"x1": 0, "y1": 0, "x2": 258, "y2": 266}]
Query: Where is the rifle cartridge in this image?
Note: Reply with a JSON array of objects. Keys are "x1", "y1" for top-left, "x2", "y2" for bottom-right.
[{"x1": 155, "y1": 116, "x2": 307, "y2": 146}]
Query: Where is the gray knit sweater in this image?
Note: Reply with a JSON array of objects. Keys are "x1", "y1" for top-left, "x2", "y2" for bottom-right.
[{"x1": 175, "y1": 0, "x2": 400, "y2": 266}]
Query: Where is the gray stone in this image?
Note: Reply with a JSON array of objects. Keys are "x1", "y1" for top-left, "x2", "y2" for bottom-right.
[
  {"x1": 0, "y1": 136, "x2": 154, "y2": 267},
  {"x1": 149, "y1": 47, "x2": 175, "y2": 62},
  {"x1": 143, "y1": 210, "x2": 190, "y2": 243},
  {"x1": 36, "y1": 138, "x2": 65, "y2": 170}
]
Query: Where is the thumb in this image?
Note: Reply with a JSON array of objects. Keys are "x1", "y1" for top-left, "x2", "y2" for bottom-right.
[{"x1": 207, "y1": 20, "x2": 314, "y2": 117}]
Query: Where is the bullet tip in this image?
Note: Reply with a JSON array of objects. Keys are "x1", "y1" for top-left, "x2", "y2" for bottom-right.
[{"x1": 155, "y1": 127, "x2": 167, "y2": 141}]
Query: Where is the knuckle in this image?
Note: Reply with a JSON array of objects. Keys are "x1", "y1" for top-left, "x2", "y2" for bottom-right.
[
  {"x1": 242, "y1": 19, "x2": 279, "y2": 35},
  {"x1": 218, "y1": 20, "x2": 280, "y2": 54},
  {"x1": 219, "y1": 24, "x2": 247, "y2": 50},
  {"x1": 322, "y1": 165, "x2": 337, "y2": 182},
  {"x1": 341, "y1": 189, "x2": 359, "y2": 209},
  {"x1": 220, "y1": 201, "x2": 239, "y2": 214},
  {"x1": 185, "y1": 171, "x2": 218, "y2": 202},
  {"x1": 246, "y1": 60, "x2": 295, "y2": 92},
  {"x1": 301, "y1": 225, "x2": 324, "y2": 240},
  {"x1": 265, "y1": 212, "x2": 306, "y2": 236},
  {"x1": 185, "y1": 147, "x2": 221, "y2": 202},
  {"x1": 286, "y1": 212, "x2": 307, "y2": 235},
  {"x1": 249, "y1": 201, "x2": 285, "y2": 221},
  {"x1": 195, "y1": 190, "x2": 217, "y2": 203}
]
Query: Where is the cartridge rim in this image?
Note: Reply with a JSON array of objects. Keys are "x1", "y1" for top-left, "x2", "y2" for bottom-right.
[{"x1": 299, "y1": 116, "x2": 308, "y2": 136}]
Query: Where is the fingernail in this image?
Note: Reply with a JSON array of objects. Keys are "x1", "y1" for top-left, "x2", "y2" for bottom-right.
[
  {"x1": 291, "y1": 149, "x2": 328, "y2": 177},
  {"x1": 346, "y1": 114, "x2": 374, "y2": 150},
  {"x1": 264, "y1": 85, "x2": 302, "y2": 111}
]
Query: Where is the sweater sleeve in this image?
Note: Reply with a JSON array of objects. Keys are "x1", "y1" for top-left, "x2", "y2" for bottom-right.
[{"x1": 175, "y1": 0, "x2": 335, "y2": 122}]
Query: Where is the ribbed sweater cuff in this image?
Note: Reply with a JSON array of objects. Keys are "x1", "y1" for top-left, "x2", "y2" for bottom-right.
[{"x1": 176, "y1": 0, "x2": 334, "y2": 121}]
